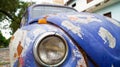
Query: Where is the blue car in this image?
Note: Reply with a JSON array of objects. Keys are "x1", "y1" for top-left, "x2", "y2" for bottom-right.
[{"x1": 9, "y1": 4, "x2": 120, "y2": 67}]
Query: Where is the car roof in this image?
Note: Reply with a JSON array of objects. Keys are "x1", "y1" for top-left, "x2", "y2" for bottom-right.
[{"x1": 29, "y1": 4, "x2": 77, "y2": 12}]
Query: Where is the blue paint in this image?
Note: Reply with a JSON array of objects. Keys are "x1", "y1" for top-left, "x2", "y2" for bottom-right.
[
  {"x1": 13, "y1": 4, "x2": 120, "y2": 67},
  {"x1": 47, "y1": 12, "x2": 120, "y2": 67}
]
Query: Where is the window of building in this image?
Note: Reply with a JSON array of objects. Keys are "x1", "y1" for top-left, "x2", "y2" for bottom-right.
[
  {"x1": 87, "y1": 0, "x2": 93, "y2": 3},
  {"x1": 103, "y1": 12, "x2": 112, "y2": 18},
  {"x1": 72, "y1": 3, "x2": 76, "y2": 7}
]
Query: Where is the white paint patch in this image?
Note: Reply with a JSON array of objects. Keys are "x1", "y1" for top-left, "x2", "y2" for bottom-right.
[
  {"x1": 46, "y1": 25, "x2": 58, "y2": 31},
  {"x1": 33, "y1": 29, "x2": 46, "y2": 34},
  {"x1": 68, "y1": 14, "x2": 94, "y2": 18},
  {"x1": 98, "y1": 27, "x2": 116, "y2": 48},
  {"x1": 72, "y1": 49, "x2": 87, "y2": 67},
  {"x1": 77, "y1": 17, "x2": 102, "y2": 24},
  {"x1": 62, "y1": 21, "x2": 83, "y2": 39},
  {"x1": 33, "y1": 28, "x2": 46, "y2": 36},
  {"x1": 68, "y1": 15, "x2": 102, "y2": 24},
  {"x1": 21, "y1": 37, "x2": 31, "y2": 56},
  {"x1": 106, "y1": 17, "x2": 120, "y2": 27}
]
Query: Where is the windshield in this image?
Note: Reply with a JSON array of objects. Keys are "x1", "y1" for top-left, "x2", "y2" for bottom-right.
[{"x1": 31, "y1": 5, "x2": 77, "y2": 18}]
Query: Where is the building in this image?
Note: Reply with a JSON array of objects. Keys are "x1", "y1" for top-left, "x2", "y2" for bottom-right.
[
  {"x1": 53, "y1": 0, "x2": 64, "y2": 5},
  {"x1": 65, "y1": 0, "x2": 120, "y2": 21},
  {"x1": 40, "y1": 0, "x2": 65, "y2": 5}
]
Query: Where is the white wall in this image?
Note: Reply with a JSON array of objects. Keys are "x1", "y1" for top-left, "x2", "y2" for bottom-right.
[
  {"x1": 74, "y1": 0, "x2": 104, "y2": 12},
  {"x1": 94, "y1": 2, "x2": 120, "y2": 21}
]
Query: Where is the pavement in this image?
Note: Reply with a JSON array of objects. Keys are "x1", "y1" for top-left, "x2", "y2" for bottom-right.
[{"x1": 0, "y1": 48, "x2": 10, "y2": 67}]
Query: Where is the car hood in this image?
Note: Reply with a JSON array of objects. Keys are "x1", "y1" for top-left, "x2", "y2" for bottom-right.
[{"x1": 46, "y1": 12, "x2": 120, "y2": 65}]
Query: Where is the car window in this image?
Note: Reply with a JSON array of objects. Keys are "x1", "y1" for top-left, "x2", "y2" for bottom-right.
[{"x1": 31, "y1": 5, "x2": 77, "y2": 18}]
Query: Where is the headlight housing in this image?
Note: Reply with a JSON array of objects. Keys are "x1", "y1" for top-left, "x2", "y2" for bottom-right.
[{"x1": 33, "y1": 32, "x2": 68, "y2": 66}]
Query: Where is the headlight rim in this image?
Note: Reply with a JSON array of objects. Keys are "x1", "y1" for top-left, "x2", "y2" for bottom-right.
[{"x1": 33, "y1": 32, "x2": 68, "y2": 67}]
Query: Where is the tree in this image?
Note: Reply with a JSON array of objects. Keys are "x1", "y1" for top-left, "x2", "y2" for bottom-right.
[
  {"x1": 0, "y1": 31, "x2": 9, "y2": 47},
  {"x1": 0, "y1": 0, "x2": 31, "y2": 47},
  {"x1": 0, "y1": 0, "x2": 30, "y2": 33}
]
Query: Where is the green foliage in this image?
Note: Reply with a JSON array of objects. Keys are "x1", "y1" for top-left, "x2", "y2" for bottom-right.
[
  {"x1": 0, "y1": 31, "x2": 10, "y2": 47},
  {"x1": 0, "y1": 0, "x2": 30, "y2": 33},
  {"x1": 0, "y1": 0, "x2": 32, "y2": 47}
]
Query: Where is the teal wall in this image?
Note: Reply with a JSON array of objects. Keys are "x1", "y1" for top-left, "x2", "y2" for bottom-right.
[{"x1": 94, "y1": 2, "x2": 120, "y2": 21}]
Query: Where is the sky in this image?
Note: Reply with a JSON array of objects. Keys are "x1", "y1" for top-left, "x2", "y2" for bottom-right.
[{"x1": 0, "y1": 19, "x2": 12, "y2": 39}]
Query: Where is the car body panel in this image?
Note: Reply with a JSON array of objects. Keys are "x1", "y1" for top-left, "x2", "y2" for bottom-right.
[
  {"x1": 9, "y1": 4, "x2": 120, "y2": 67},
  {"x1": 9, "y1": 24, "x2": 87, "y2": 67},
  {"x1": 46, "y1": 12, "x2": 120, "y2": 67}
]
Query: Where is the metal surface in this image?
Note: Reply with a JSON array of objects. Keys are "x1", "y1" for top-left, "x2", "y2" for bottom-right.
[
  {"x1": 9, "y1": 4, "x2": 120, "y2": 67},
  {"x1": 33, "y1": 32, "x2": 68, "y2": 67}
]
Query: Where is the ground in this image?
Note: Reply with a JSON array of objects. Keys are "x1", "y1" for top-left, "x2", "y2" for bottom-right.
[{"x1": 0, "y1": 48, "x2": 10, "y2": 67}]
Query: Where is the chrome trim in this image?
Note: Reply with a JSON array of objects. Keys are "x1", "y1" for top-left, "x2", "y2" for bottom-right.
[{"x1": 33, "y1": 32, "x2": 68, "y2": 67}]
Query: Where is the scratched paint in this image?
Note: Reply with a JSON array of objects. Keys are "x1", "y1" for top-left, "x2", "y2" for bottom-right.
[
  {"x1": 72, "y1": 49, "x2": 87, "y2": 67},
  {"x1": 70, "y1": 37, "x2": 87, "y2": 67},
  {"x1": 62, "y1": 20, "x2": 83, "y2": 39},
  {"x1": 106, "y1": 17, "x2": 120, "y2": 27},
  {"x1": 98, "y1": 27, "x2": 116, "y2": 48}
]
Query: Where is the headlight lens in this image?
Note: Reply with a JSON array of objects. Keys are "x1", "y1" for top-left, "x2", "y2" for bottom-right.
[{"x1": 33, "y1": 32, "x2": 68, "y2": 66}]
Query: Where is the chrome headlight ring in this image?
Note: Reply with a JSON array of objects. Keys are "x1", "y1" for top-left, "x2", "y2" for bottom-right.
[{"x1": 33, "y1": 32, "x2": 68, "y2": 67}]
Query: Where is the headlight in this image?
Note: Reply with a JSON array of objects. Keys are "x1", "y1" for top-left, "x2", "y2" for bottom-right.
[{"x1": 33, "y1": 32, "x2": 68, "y2": 66}]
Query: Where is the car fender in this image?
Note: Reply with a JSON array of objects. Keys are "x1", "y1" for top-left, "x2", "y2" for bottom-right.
[{"x1": 47, "y1": 12, "x2": 120, "y2": 67}]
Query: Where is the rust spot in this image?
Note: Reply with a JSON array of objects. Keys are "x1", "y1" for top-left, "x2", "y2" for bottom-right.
[
  {"x1": 17, "y1": 41, "x2": 23, "y2": 57},
  {"x1": 14, "y1": 53, "x2": 17, "y2": 58},
  {"x1": 80, "y1": 65, "x2": 83, "y2": 67}
]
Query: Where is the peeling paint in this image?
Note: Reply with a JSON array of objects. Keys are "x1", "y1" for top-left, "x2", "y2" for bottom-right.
[
  {"x1": 62, "y1": 21, "x2": 83, "y2": 39},
  {"x1": 67, "y1": 15, "x2": 102, "y2": 24},
  {"x1": 98, "y1": 27, "x2": 116, "y2": 48},
  {"x1": 68, "y1": 14, "x2": 94, "y2": 18},
  {"x1": 72, "y1": 49, "x2": 87, "y2": 67},
  {"x1": 33, "y1": 28, "x2": 46, "y2": 36},
  {"x1": 9, "y1": 29, "x2": 28, "y2": 67},
  {"x1": 76, "y1": 58, "x2": 87, "y2": 67}
]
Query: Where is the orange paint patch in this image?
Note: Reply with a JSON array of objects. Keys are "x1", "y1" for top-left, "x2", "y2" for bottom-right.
[
  {"x1": 38, "y1": 16, "x2": 48, "y2": 24},
  {"x1": 17, "y1": 41, "x2": 23, "y2": 57}
]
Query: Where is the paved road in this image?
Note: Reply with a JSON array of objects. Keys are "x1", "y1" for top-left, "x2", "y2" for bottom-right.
[{"x1": 0, "y1": 48, "x2": 10, "y2": 67}]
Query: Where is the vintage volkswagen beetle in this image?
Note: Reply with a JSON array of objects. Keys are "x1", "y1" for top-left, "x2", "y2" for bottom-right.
[{"x1": 9, "y1": 4, "x2": 120, "y2": 67}]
